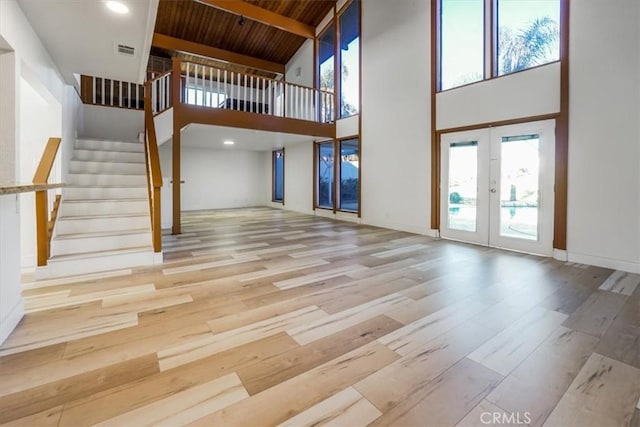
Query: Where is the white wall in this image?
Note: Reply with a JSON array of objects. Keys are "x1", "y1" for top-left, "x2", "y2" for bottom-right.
[
  {"x1": 0, "y1": 194, "x2": 23, "y2": 345},
  {"x1": 285, "y1": 39, "x2": 314, "y2": 88},
  {"x1": 82, "y1": 104, "x2": 144, "y2": 142},
  {"x1": 566, "y1": 0, "x2": 640, "y2": 272},
  {"x1": 265, "y1": 143, "x2": 315, "y2": 215},
  {"x1": 0, "y1": 51, "x2": 17, "y2": 183},
  {"x1": 436, "y1": 62, "x2": 560, "y2": 130},
  {"x1": 159, "y1": 143, "x2": 267, "y2": 211},
  {"x1": 0, "y1": 0, "x2": 64, "y2": 101},
  {"x1": 360, "y1": 0, "x2": 432, "y2": 235}
]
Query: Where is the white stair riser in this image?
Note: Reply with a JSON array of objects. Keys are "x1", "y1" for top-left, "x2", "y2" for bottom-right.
[
  {"x1": 63, "y1": 186, "x2": 148, "y2": 200},
  {"x1": 60, "y1": 200, "x2": 149, "y2": 217},
  {"x1": 73, "y1": 150, "x2": 145, "y2": 163},
  {"x1": 76, "y1": 140, "x2": 144, "y2": 153},
  {"x1": 36, "y1": 250, "x2": 158, "y2": 279},
  {"x1": 51, "y1": 232, "x2": 151, "y2": 256},
  {"x1": 56, "y1": 215, "x2": 150, "y2": 235},
  {"x1": 69, "y1": 161, "x2": 145, "y2": 175},
  {"x1": 66, "y1": 173, "x2": 147, "y2": 186}
]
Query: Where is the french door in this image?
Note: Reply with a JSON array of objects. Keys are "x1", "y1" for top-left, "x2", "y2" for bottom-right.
[{"x1": 440, "y1": 120, "x2": 555, "y2": 256}]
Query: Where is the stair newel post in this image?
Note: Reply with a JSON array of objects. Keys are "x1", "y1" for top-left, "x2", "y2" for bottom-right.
[{"x1": 171, "y1": 58, "x2": 182, "y2": 235}]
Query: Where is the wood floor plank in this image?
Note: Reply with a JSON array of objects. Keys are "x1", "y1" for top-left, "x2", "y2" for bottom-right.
[
  {"x1": 287, "y1": 293, "x2": 411, "y2": 345},
  {"x1": 276, "y1": 387, "x2": 381, "y2": 427},
  {"x1": 599, "y1": 270, "x2": 640, "y2": 295},
  {"x1": 273, "y1": 264, "x2": 369, "y2": 290},
  {"x1": 595, "y1": 293, "x2": 640, "y2": 368},
  {"x1": 237, "y1": 315, "x2": 403, "y2": 395},
  {"x1": 355, "y1": 320, "x2": 497, "y2": 412},
  {"x1": 94, "y1": 373, "x2": 248, "y2": 427},
  {"x1": 367, "y1": 358, "x2": 503, "y2": 427},
  {"x1": 157, "y1": 305, "x2": 326, "y2": 371},
  {"x1": 0, "y1": 354, "x2": 159, "y2": 424},
  {"x1": 486, "y1": 326, "x2": 599, "y2": 426},
  {"x1": 0, "y1": 309, "x2": 138, "y2": 357},
  {"x1": 379, "y1": 299, "x2": 489, "y2": 355},
  {"x1": 542, "y1": 353, "x2": 640, "y2": 427},
  {"x1": 562, "y1": 290, "x2": 627, "y2": 337},
  {"x1": 0, "y1": 405, "x2": 63, "y2": 427},
  {"x1": 56, "y1": 333, "x2": 298, "y2": 427},
  {"x1": 186, "y1": 342, "x2": 399, "y2": 426},
  {"x1": 467, "y1": 307, "x2": 568, "y2": 376},
  {"x1": 23, "y1": 284, "x2": 156, "y2": 313}
]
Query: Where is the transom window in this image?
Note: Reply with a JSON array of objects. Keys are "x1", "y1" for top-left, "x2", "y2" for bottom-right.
[{"x1": 438, "y1": 0, "x2": 560, "y2": 91}]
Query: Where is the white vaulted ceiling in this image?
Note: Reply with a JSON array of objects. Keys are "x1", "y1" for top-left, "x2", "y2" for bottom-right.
[{"x1": 17, "y1": 0, "x2": 158, "y2": 85}]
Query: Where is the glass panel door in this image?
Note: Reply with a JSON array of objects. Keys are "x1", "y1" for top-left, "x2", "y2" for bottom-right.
[
  {"x1": 488, "y1": 120, "x2": 555, "y2": 255},
  {"x1": 440, "y1": 130, "x2": 490, "y2": 245}
]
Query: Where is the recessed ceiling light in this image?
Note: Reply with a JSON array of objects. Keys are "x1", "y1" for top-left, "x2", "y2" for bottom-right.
[
  {"x1": 223, "y1": 140, "x2": 235, "y2": 145},
  {"x1": 106, "y1": 1, "x2": 129, "y2": 14}
]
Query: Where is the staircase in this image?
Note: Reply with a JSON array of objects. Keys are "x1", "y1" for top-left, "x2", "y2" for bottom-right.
[{"x1": 37, "y1": 138, "x2": 158, "y2": 279}]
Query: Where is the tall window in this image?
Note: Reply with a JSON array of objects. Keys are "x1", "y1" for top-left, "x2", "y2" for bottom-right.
[
  {"x1": 339, "y1": 0, "x2": 360, "y2": 118},
  {"x1": 317, "y1": 142, "x2": 335, "y2": 209},
  {"x1": 438, "y1": 0, "x2": 560, "y2": 91},
  {"x1": 339, "y1": 139, "x2": 359, "y2": 212},
  {"x1": 318, "y1": 24, "x2": 335, "y2": 94},
  {"x1": 440, "y1": 0, "x2": 484, "y2": 91},
  {"x1": 272, "y1": 149, "x2": 284, "y2": 203}
]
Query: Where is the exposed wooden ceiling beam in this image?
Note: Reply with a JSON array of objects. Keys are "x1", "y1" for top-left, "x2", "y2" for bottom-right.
[
  {"x1": 194, "y1": 0, "x2": 315, "y2": 39},
  {"x1": 152, "y1": 33, "x2": 285, "y2": 75}
]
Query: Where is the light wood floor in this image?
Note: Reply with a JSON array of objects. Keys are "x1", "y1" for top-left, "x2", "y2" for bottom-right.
[{"x1": 1, "y1": 207, "x2": 639, "y2": 427}]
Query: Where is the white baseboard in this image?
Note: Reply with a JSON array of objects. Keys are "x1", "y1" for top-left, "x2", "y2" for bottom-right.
[
  {"x1": 0, "y1": 301, "x2": 24, "y2": 346},
  {"x1": 553, "y1": 249, "x2": 568, "y2": 262},
  {"x1": 153, "y1": 251, "x2": 164, "y2": 264},
  {"x1": 567, "y1": 252, "x2": 640, "y2": 274}
]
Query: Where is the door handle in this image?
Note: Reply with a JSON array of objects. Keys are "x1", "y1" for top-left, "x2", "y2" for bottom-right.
[{"x1": 490, "y1": 188, "x2": 497, "y2": 193}]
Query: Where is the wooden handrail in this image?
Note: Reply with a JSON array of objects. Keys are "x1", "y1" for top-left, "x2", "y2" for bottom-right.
[
  {"x1": 33, "y1": 137, "x2": 63, "y2": 266},
  {"x1": 148, "y1": 70, "x2": 173, "y2": 84},
  {"x1": 144, "y1": 81, "x2": 163, "y2": 253},
  {"x1": 33, "y1": 138, "x2": 61, "y2": 184}
]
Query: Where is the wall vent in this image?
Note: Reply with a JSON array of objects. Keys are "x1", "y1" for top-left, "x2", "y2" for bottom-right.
[{"x1": 116, "y1": 44, "x2": 135, "y2": 56}]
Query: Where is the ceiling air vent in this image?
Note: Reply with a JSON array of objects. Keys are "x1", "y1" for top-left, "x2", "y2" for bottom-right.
[{"x1": 116, "y1": 43, "x2": 135, "y2": 56}]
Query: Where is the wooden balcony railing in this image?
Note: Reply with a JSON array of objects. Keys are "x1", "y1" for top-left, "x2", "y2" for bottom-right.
[
  {"x1": 149, "y1": 71, "x2": 173, "y2": 116},
  {"x1": 150, "y1": 61, "x2": 335, "y2": 123},
  {"x1": 143, "y1": 82, "x2": 163, "y2": 253},
  {"x1": 33, "y1": 137, "x2": 64, "y2": 267},
  {"x1": 80, "y1": 75, "x2": 145, "y2": 110}
]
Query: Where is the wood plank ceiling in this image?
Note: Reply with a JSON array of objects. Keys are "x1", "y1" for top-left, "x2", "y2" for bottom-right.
[{"x1": 152, "y1": 0, "x2": 336, "y2": 75}]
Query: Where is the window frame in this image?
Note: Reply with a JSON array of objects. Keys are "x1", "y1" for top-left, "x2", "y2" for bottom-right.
[
  {"x1": 337, "y1": 136, "x2": 360, "y2": 213},
  {"x1": 436, "y1": 0, "x2": 562, "y2": 93},
  {"x1": 314, "y1": 137, "x2": 361, "y2": 216},
  {"x1": 314, "y1": 140, "x2": 336, "y2": 211},
  {"x1": 272, "y1": 148, "x2": 285, "y2": 204},
  {"x1": 315, "y1": 0, "x2": 361, "y2": 120}
]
